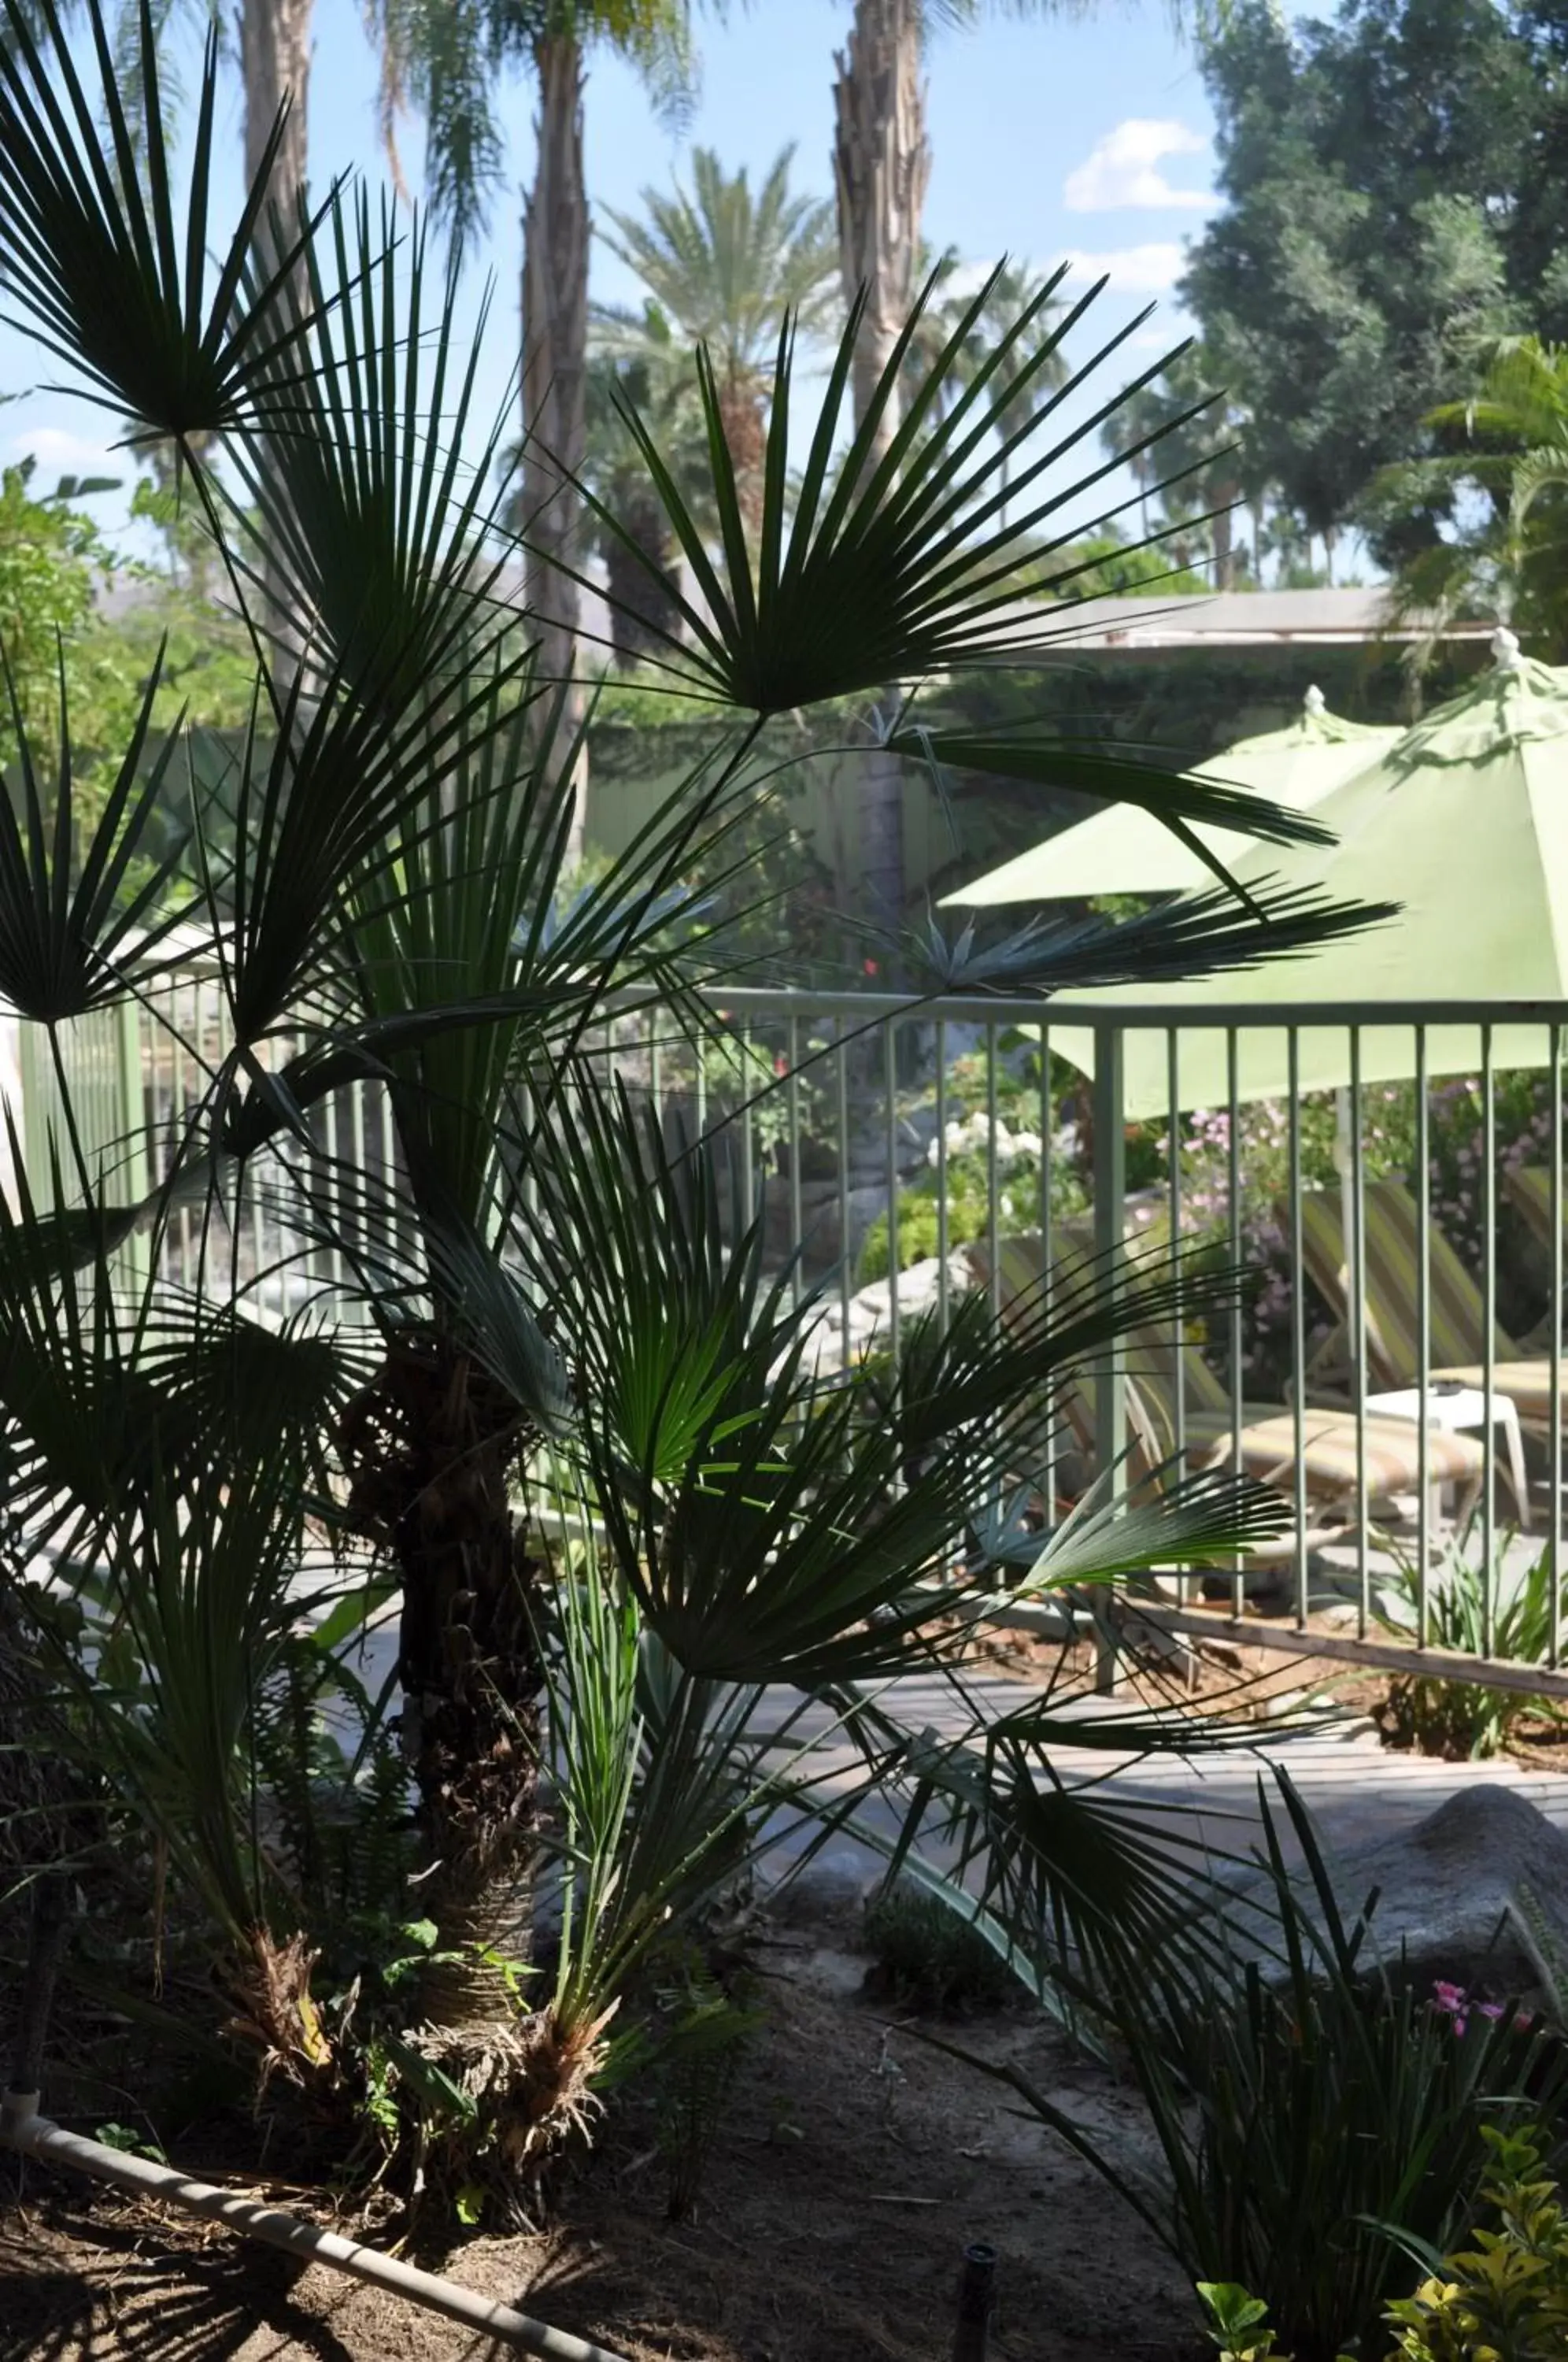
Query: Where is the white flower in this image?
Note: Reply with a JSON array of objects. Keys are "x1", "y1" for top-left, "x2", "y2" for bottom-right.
[{"x1": 1000, "y1": 1193, "x2": 1015, "y2": 1217}]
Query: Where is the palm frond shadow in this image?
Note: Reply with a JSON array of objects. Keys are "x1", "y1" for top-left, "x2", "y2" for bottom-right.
[{"x1": 0, "y1": 2207, "x2": 358, "y2": 2362}]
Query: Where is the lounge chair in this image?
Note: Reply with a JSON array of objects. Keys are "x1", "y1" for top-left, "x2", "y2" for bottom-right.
[
  {"x1": 1295, "y1": 1179, "x2": 1561, "y2": 1433},
  {"x1": 969, "y1": 1227, "x2": 1484, "y2": 1523},
  {"x1": 1504, "y1": 1163, "x2": 1566, "y2": 1272}
]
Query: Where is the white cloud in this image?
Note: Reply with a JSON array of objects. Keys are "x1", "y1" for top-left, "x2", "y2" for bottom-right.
[
  {"x1": 9, "y1": 424, "x2": 123, "y2": 478},
  {"x1": 940, "y1": 257, "x2": 999, "y2": 301},
  {"x1": 1056, "y1": 243, "x2": 1189, "y2": 296},
  {"x1": 1063, "y1": 119, "x2": 1210, "y2": 213}
]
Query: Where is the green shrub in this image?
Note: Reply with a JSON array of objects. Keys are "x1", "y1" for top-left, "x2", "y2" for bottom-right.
[
  {"x1": 857, "y1": 1183, "x2": 989, "y2": 1282},
  {"x1": 1385, "y1": 2124, "x2": 1568, "y2": 2360},
  {"x1": 1203, "y1": 2124, "x2": 1568, "y2": 2360},
  {"x1": 1198, "y1": 2283, "x2": 1294, "y2": 2362},
  {"x1": 863, "y1": 1879, "x2": 1023, "y2": 2014},
  {"x1": 956, "y1": 1779, "x2": 1568, "y2": 2362},
  {"x1": 1375, "y1": 1532, "x2": 1568, "y2": 1760}
]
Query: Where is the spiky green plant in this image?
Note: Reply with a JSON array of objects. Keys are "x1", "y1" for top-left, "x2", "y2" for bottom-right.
[{"x1": 0, "y1": 0, "x2": 1382, "y2": 2193}]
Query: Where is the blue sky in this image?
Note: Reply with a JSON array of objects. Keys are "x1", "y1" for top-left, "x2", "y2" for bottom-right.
[{"x1": 2, "y1": 0, "x2": 1262, "y2": 547}]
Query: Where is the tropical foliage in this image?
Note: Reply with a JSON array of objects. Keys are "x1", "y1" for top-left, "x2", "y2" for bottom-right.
[
  {"x1": 1372, "y1": 335, "x2": 1568, "y2": 657},
  {"x1": 1183, "y1": 0, "x2": 1568, "y2": 581},
  {"x1": 948, "y1": 1779, "x2": 1568, "y2": 2362},
  {"x1": 0, "y1": 0, "x2": 1380, "y2": 2224}
]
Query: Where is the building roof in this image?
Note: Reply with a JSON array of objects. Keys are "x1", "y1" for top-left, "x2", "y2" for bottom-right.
[{"x1": 991, "y1": 587, "x2": 1495, "y2": 657}]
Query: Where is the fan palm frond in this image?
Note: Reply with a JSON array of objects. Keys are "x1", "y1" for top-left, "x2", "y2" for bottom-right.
[
  {"x1": 0, "y1": 0, "x2": 320, "y2": 442},
  {"x1": 556, "y1": 264, "x2": 1193, "y2": 712}
]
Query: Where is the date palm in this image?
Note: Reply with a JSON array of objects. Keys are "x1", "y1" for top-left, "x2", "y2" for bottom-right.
[
  {"x1": 1378, "y1": 334, "x2": 1568, "y2": 657},
  {"x1": 597, "y1": 144, "x2": 840, "y2": 528},
  {"x1": 0, "y1": 0, "x2": 1378, "y2": 2199}
]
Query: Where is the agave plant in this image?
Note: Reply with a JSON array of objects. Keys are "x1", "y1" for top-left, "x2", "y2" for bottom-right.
[{"x1": 0, "y1": 0, "x2": 1379, "y2": 2192}]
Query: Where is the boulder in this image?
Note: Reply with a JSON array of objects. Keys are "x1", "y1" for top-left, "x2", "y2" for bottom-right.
[
  {"x1": 1226, "y1": 1783, "x2": 1568, "y2": 1998},
  {"x1": 851, "y1": 1254, "x2": 973, "y2": 1330}
]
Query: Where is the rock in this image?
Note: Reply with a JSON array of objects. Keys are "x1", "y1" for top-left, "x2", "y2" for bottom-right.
[
  {"x1": 1226, "y1": 1784, "x2": 1568, "y2": 1997},
  {"x1": 851, "y1": 1254, "x2": 973, "y2": 1328}
]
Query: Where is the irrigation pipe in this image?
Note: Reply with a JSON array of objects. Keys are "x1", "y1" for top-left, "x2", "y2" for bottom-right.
[{"x1": 0, "y1": 2089, "x2": 632, "y2": 2362}]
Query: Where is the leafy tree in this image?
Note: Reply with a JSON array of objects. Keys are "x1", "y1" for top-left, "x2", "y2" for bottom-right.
[
  {"x1": 0, "y1": 456, "x2": 115, "y2": 744},
  {"x1": 1184, "y1": 0, "x2": 1568, "y2": 565}
]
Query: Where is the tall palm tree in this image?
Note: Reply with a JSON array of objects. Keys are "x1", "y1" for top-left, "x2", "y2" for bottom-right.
[
  {"x1": 366, "y1": 0, "x2": 697, "y2": 848},
  {"x1": 241, "y1": 0, "x2": 310, "y2": 224},
  {"x1": 1104, "y1": 346, "x2": 1252, "y2": 589},
  {"x1": 597, "y1": 144, "x2": 841, "y2": 528},
  {"x1": 900, "y1": 252, "x2": 1068, "y2": 523},
  {"x1": 834, "y1": 0, "x2": 1178, "y2": 933}
]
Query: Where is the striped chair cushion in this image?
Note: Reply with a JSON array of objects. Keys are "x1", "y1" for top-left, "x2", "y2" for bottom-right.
[
  {"x1": 1506, "y1": 1164, "x2": 1557, "y2": 1256},
  {"x1": 1296, "y1": 1180, "x2": 1561, "y2": 1426},
  {"x1": 971, "y1": 1226, "x2": 1482, "y2": 1502},
  {"x1": 1297, "y1": 1179, "x2": 1521, "y2": 1382},
  {"x1": 1185, "y1": 1406, "x2": 1483, "y2": 1497}
]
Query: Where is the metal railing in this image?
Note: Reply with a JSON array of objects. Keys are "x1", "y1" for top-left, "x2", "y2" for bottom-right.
[{"x1": 16, "y1": 976, "x2": 1568, "y2": 1697}]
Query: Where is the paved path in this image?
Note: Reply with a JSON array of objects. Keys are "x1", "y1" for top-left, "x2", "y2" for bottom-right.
[
  {"x1": 338, "y1": 1609, "x2": 1568, "y2": 1886},
  {"x1": 757, "y1": 1671, "x2": 1568, "y2": 1888}
]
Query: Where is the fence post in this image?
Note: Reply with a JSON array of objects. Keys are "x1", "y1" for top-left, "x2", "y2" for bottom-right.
[
  {"x1": 114, "y1": 995, "x2": 150, "y2": 1290},
  {"x1": 1092, "y1": 1024, "x2": 1126, "y2": 1694}
]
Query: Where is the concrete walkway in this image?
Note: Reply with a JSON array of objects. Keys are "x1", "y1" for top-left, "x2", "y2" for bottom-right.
[
  {"x1": 757, "y1": 1670, "x2": 1568, "y2": 1890},
  {"x1": 337, "y1": 1607, "x2": 1568, "y2": 1889}
]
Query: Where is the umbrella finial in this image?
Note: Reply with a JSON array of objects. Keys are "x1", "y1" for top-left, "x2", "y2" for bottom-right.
[
  {"x1": 1491, "y1": 624, "x2": 1524, "y2": 672},
  {"x1": 1303, "y1": 684, "x2": 1326, "y2": 716}
]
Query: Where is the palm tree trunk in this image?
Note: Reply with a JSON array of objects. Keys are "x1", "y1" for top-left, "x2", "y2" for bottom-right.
[
  {"x1": 833, "y1": 0, "x2": 930, "y2": 468},
  {"x1": 342, "y1": 1334, "x2": 542, "y2": 2021},
  {"x1": 523, "y1": 33, "x2": 590, "y2": 864},
  {"x1": 1212, "y1": 498, "x2": 1235, "y2": 591},
  {"x1": 241, "y1": 0, "x2": 312, "y2": 222},
  {"x1": 833, "y1": 0, "x2": 930, "y2": 945},
  {"x1": 241, "y1": 0, "x2": 312, "y2": 704}
]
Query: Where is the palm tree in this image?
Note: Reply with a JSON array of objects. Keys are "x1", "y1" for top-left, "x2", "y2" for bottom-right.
[
  {"x1": 1380, "y1": 334, "x2": 1568, "y2": 656},
  {"x1": 834, "y1": 1, "x2": 1192, "y2": 934},
  {"x1": 1103, "y1": 346, "x2": 1252, "y2": 589},
  {"x1": 0, "y1": 0, "x2": 1380, "y2": 2197},
  {"x1": 241, "y1": 0, "x2": 310, "y2": 228},
  {"x1": 576, "y1": 342, "x2": 680, "y2": 661},
  {"x1": 365, "y1": 0, "x2": 698, "y2": 847},
  {"x1": 596, "y1": 144, "x2": 841, "y2": 529},
  {"x1": 900, "y1": 252, "x2": 1069, "y2": 523}
]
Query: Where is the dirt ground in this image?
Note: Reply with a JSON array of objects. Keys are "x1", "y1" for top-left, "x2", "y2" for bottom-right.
[
  {"x1": 3, "y1": 1621, "x2": 1534, "y2": 2362},
  {"x1": 0, "y1": 1932, "x2": 1193, "y2": 2362}
]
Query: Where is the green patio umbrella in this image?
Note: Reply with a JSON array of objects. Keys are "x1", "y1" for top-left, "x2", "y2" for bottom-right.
[
  {"x1": 1046, "y1": 633, "x2": 1568, "y2": 1117},
  {"x1": 942, "y1": 687, "x2": 1399, "y2": 907}
]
